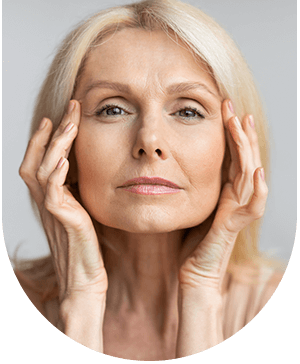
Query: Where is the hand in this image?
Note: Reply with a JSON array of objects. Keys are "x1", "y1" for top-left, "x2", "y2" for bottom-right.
[
  {"x1": 179, "y1": 99, "x2": 268, "y2": 296},
  {"x1": 19, "y1": 100, "x2": 108, "y2": 303}
]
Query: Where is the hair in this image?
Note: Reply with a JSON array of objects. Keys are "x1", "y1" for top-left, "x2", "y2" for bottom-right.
[{"x1": 15, "y1": 0, "x2": 283, "y2": 302}]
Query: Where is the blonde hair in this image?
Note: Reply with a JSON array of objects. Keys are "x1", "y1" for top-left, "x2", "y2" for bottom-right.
[{"x1": 17, "y1": 0, "x2": 280, "y2": 301}]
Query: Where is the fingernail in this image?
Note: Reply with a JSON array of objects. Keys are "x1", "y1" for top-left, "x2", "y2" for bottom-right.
[
  {"x1": 67, "y1": 101, "x2": 75, "y2": 114},
  {"x1": 260, "y1": 168, "x2": 265, "y2": 181},
  {"x1": 64, "y1": 122, "x2": 74, "y2": 133},
  {"x1": 249, "y1": 115, "x2": 255, "y2": 129},
  {"x1": 39, "y1": 117, "x2": 47, "y2": 130},
  {"x1": 56, "y1": 157, "x2": 66, "y2": 169},
  {"x1": 228, "y1": 100, "x2": 234, "y2": 113}
]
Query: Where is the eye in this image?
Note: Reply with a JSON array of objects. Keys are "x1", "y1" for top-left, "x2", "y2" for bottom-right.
[
  {"x1": 174, "y1": 107, "x2": 205, "y2": 120},
  {"x1": 95, "y1": 104, "x2": 127, "y2": 117},
  {"x1": 94, "y1": 104, "x2": 205, "y2": 121}
]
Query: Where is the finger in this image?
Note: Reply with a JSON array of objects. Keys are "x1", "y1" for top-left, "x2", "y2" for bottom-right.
[
  {"x1": 245, "y1": 167, "x2": 268, "y2": 219},
  {"x1": 37, "y1": 102, "x2": 80, "y2": 192},
  {"x1": 222, "y1": 100, "x2": 257, "y2": 205},
  {"x1": 50, "y1": 100, "x2": 81, "y2": 159},
  {"x1": 224, "y1": 167, "x2": 268, "y2": 234},
  {"x1": 228, "y1": 116, "x2": 257, "y2": 205},
  {"x1": 222, "y1": 100, "x2": 254, "y2": 183},
  {"x1": 44, "y1": 158, "x2": 84, "y2": 227},
  {"x1": 228, "y1": 115, "x2": 254, "y2": 173},
  {"x1": 222, "y1": 100, "x2": 239, "y2": 182},
  {"x1": 44, "y1": 157, "x2": 68, "y2": 213},
  {"x1": 19, "y1": 118, "x2": 53, "y2": 207},
  {"x1": 53, "y1": 100, "x2": 81, "y2": 138},
  {"x1": 241, "y1": 114, "x2": 262, "y2": 168}
]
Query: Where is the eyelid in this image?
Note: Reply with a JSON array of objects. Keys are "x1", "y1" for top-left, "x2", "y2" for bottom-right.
[
  {"x1": 178, "y1": 106, "x2": 204, "y2": 117},
  {"x1": 95, "y1": 103, "x2": 131, "y2": 117},
  {"x1": 95, "y1": 103, "x2": 205, "y2": 119}
]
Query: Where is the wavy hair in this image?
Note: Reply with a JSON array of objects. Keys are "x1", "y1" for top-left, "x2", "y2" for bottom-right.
[{"x1": 16, "y1": 0, "x2": 277, "y2": 302}]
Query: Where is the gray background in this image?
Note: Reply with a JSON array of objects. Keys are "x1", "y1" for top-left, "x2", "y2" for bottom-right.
[{"x1": 3, "y1": 0, "x2": 296, "y2": 263}]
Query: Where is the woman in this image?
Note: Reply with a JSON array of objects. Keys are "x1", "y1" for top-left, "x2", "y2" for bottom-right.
[{"x1": 16, "y1": 0, "x2": 283, "y2": 359}]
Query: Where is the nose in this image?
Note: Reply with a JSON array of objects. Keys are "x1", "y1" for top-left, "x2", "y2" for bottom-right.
[{"x1": 132, "y1": 114, "x2": 169, "y2": 161}]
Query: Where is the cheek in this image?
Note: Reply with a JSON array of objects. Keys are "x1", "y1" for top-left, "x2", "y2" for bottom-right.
[
  {"x1": 73, "y1": 120, "x2": 226, "y2": 230},
  {"x1": 180, "y1": 127, "x2": 226, "y2": 209},
  {"x1": 73, "y1": 124, "x2": 124, "y2": 219},
  {"x1": 75, "y1": 123, "x2": 126, "y2": 178}
]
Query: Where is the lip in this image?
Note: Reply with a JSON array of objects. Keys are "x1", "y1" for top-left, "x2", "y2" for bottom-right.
[{"x1": 120, "y1": 177, "x2": 181, "y2": 189}]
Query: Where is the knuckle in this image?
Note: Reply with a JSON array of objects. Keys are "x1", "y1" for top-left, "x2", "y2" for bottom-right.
[
  {"x1": 249, "y1": 204, "x2": 265, "y2": 219},
  {"x1": 19, "y1": 164, "x2": 28, "y2": 180},
  {"x1": 44, "y1": 196, "x2": 55, "y2": 213},
  {"x1": 49, "y1": 128, "x2": 75, "y2": 151},
  {"x1": 255, "y1": 208, "x2": 265, "y2": 219},
  {"x1": 47, "y1": 173, "x2": 57, "y2": 187},
  {"x1": 19, "y1": 165, "x2": 34, "y2": 185},
  {"x1": 49, "y1": 137, "x2": 61, "y2": 150},
  {"x1": 57, "y1": 122, "x2": 68, "y2": 133},
  {"x1": 36, "y1": 166, "x2": 47, "y2": 184},
  {"x1": 28, "y1": 137, "x2": 37, "y2": 149},
  {"x1": 250, "y1": 131, "x2": 258, "y2": 144}
]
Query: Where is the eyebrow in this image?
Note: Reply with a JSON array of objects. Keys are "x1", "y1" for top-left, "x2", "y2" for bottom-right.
[{"x1": 82, "y1": 80, "x2": 220, "y2": 100}]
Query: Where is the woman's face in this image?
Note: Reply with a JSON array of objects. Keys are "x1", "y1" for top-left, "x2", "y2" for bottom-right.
[{"x1": 73, "y1": 28, "x2": 225, "y2": 233}]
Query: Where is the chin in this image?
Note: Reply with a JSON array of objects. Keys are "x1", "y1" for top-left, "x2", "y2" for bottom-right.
[
  {"x1": 108, "y1": 213, "x2": 180, "y2": 234},
  {"x1": 96, "y1": 206, "x2": 208, "y2": 234}
]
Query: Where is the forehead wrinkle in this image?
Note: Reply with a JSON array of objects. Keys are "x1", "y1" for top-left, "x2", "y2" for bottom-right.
[{"x1": 130, "y1": 69, "x2": 166, "y2": 101}]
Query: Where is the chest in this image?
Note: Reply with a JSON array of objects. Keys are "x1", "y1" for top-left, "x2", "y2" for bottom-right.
[
  {"x1": 44, "y1": 289, "x2": 250, "y2": 360},
  {"x1": 44, "y1": 299, "x2": 178, "y2": 360},
  {"x1": 102, "y1": 314, "x2": 178, "y2": 360},
  {"x1": 103, "y1": 331, "x2": 176, "y2": 360}
]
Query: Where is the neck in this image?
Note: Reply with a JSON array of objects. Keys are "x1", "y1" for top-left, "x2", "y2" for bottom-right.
[{"x1": 96, "y1": 224, "x2": 185, "y2": 321}]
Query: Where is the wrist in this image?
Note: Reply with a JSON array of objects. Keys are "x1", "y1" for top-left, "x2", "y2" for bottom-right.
[
  {"x1": 59, "y1": 293, "x2": 106, "y2": 352},
  {"x1": 176, "y1": 288, "x2": 223, "y2": 357},
  {"x1": 60, "y1": 292, "x2": 106, "y2": 322},
  {"x1": 179, "y1": 285, "x2": 223, "y2": 311}
]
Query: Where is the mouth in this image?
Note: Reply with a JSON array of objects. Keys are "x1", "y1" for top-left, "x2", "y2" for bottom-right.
[{"x1": 121, "y1": 177, "x2": 180, "y2": 189}]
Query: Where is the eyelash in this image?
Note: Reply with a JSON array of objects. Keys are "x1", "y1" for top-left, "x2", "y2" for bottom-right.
[{"x1": 94, "y1": 104, "x2": 205, "y2": 120}]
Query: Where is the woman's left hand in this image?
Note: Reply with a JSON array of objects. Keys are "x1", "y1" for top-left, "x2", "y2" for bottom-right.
[{"x1": 179, "y1": 99, "x2": 268, "y2": 294}]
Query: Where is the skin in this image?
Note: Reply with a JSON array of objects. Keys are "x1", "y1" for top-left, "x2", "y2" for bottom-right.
[
  {"x1": 19, "y1": 28, "x2": 267, "y2": 360},
  {"x1": 72, "y1": 29, "x2": 227, "y2": 357}
]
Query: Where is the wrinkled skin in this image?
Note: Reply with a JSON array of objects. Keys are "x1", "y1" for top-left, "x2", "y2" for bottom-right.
[{"x1": 19, "y1": 28, "x2": 267, "y2": 359}]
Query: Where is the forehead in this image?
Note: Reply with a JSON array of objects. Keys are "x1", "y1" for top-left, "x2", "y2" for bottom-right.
[{"x1": 76, "y1": 28, "x2": 219, "y2": 97}]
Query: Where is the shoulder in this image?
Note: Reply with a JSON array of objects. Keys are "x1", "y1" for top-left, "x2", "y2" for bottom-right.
[
  {"x1": 225, "y1": 262, "x2": 284, "y2": 297},
  {"x1": 222, "y1": 262, "x2": 284, "y2": 339},
  {"x1": 14, "y1": 269, "x2": 46, "y2": 315},
  {"x1": 252, "y1": 266, "x2": 283, "y2": 309}
]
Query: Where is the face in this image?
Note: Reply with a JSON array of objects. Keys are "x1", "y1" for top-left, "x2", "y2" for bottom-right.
[{"x1": 73, "y1": 28, "x2": 225, "y2": 233}]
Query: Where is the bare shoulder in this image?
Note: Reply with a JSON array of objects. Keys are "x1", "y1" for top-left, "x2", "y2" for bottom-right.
[
  {"x1": 14, "y1": 269, "x2": 46, "y2": 316},
  {"x1": 263, "y1": 267, "x2": 284, "y2": 286},
  {"x1": 228, "y1": 261, "x2": 284, "y2": 284},
  {"x1": 253, "y1": 264, "x2": 284, "y2": 309},
  {"x1": 222, "y1": 262, "x2": 285, "y2": 339}
]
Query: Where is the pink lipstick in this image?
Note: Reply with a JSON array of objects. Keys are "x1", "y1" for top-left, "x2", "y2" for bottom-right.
[{"x1": 119, "y1": 177, "x2": 181, "y2": 195}]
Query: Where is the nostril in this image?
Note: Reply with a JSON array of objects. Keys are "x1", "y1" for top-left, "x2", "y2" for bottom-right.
[{"x1": 138, "y1": 148, "x2": 162, "y2": 157}]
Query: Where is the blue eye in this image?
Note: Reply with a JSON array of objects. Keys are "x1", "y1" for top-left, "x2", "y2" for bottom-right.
[{"x1": 95, "y1": 104, "x2": 205, "y2": 119}]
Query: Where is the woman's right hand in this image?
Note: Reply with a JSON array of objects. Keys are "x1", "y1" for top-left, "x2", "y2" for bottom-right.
[{"x1": 19, "y1": 100, "x2": 108, "y2": 306}]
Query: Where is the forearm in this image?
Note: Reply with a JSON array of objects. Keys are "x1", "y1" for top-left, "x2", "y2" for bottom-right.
[
  {"x1": 58, "y1": 294, "x2": 106, "y2": 352},
  {"x1": 176, "y1": 288, "x2": 223, "y2": 358}
]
